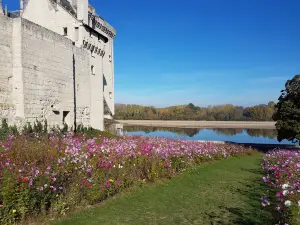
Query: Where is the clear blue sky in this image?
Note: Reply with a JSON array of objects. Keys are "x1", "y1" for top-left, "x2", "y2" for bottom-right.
[{"x1": 4, "y1": 0, "x2": 300, "y2": 107}]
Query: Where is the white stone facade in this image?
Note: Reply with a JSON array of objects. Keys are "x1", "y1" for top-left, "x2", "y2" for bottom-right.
[{"x1": 0, "y1": 0, "x2": 116, "y2": 130}]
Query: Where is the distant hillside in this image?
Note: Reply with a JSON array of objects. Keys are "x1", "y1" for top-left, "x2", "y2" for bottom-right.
[{"x1": 115, "y1": 102, "x2": 276, "y2": 121}]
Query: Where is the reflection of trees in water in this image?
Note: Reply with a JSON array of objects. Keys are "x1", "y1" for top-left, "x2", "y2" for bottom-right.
[
  {"x1": 124, "y1": 126, "x2": 201, "y2": 137},
  {"x1": 213, "y1": 128, "x2": 277, "y2": 138},
  {"x1": 212, "y1": 128, "x2": 243, "y2": 136},
  {"x1": 124, "y1": 126, "x2": 278, "y2": 139},
  {"x1": 246, "y1": 129, "x2": 277, "y2": 139}
]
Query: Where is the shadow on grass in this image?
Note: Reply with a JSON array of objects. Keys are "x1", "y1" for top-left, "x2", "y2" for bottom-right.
[
  {"x1": 227, "y1": 168, "x2": 279, "y2": 225},
  {"x1": 202, "y1": 168, "x2": 278, "y2": 225}
]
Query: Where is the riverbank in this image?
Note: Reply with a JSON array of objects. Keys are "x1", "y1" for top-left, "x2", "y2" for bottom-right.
[{"x1": 117, "y1": 120, "x2": 276, "y2": 129}]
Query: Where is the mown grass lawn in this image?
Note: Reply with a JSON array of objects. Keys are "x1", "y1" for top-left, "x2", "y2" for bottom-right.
[{"x1": 54, "y1": 154, "x2": 274, "y2": 225}]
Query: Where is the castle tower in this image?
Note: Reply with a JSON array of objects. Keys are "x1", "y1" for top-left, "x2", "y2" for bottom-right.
[
  {"x1": 0, "y1": 0, "x2": 3, "y2": 15},
  {"x1": 77, "y1": 0, "x2": 88, "y2": 24},
  {"x1": 20, "y1": 0, "x2": 24, "y2": 12}
]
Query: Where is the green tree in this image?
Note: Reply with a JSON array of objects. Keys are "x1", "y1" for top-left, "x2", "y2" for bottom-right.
[{"x1": 273, "y1": 75, "x2": 300, "y2": 143}]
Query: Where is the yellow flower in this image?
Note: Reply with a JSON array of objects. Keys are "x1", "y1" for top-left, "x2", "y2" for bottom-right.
[
  {"x1": 109, "y1": 179, "x2": 114, "y2": 182},
  {"x1": 12, "y1": 209, "x2": 17, "y2": 213}
]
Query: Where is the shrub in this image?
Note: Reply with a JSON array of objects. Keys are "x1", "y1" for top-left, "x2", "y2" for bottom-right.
[{"x1": 0, "y1": 119, "x2": 18, "y2": 141}]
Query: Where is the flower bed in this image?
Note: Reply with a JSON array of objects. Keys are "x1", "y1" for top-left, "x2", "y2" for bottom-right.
[
  {"x1": 0, "y1": 133, "x2": 254, "y2": 224},
  {"x1": 262, "y1": 149, "x2": 300, "y2": 224}
]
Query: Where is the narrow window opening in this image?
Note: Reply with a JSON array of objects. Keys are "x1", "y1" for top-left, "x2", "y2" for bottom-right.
[
  {"x1": 91, "y1": 46, "x2": 95, "y2": 57},
  {"x1": 91, "y1": 65, "x2": 95, "y2": 75},
  {"x1": 63, "y1": 27, "x2": 68, "y2": 36},
  {"x1": 63, "y1": 111, "x2": 70, "y2": 124},
  {"x1": 103, "y1": 75, "x2": 107, "y2": 91},
  {"x1": 75, "y1": 27, "x2": 79, "y2": 41}
]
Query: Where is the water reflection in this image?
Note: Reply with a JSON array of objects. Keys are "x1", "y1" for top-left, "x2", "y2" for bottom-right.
[{"x1": 124, "y1": 126, "x2": 278, "y2": 139}]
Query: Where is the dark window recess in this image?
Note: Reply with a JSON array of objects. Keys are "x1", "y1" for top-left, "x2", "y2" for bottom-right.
[
  {"x1": 63, "y1": 111, "x2": 70, "y2": 124},
  {"x1": 63, "y1": 27, "x2": 68, "y2": 36},
  {"x1": 53, "y1": 110, "x2": 60, "y2": 115},
  {"x1": 75, "y1": 27, "x2": 79, "y2": 41},
  {"x1": 103, "y1": 75, "x2": 107, "y2": 91},
  {"x1": 98, "y1": 33, "x2": 109, "y2": 43}
]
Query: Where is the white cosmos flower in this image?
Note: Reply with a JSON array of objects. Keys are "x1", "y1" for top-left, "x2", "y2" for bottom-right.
[
  {"x1": 118, "y1": 164, "x2": 123, "y2": 169},
  {"x1": 282, "y1": 184, "x2": 289, "y2": 190},
  {"x1": 284, "y1": 200, "x2": 292, "y2": 207},
  {"x1": 283, "y1": 190, "x2": 289, "y2": 196}
]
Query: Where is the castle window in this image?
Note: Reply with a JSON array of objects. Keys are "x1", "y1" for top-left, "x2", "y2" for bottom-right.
[
  {"x1": 63, "y1": 111, "x2": 70, "y2": 125},
  {"x1": 75, "y1": 27, "x2": 79, "y2": 41},
  {"x1": 91, "y1": 65, "x2": 95, "y2": 75},
  {"x1": 63, "y1": 27, "x2": 68, "y2": 36},
  {"x1": 91, "y1": 46, "x2": 95, "y2": 57}
]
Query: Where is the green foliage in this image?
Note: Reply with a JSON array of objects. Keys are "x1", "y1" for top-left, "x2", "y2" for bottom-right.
[
  {"x1": 76, "y1": 124, "x2": 116, "y2": 138},
  {"x1": 61, "y1": 123, "x2": 69, "y2": 133},
  {"x1": 0, "y1": 119, "x2": 51, "y2": 140},
  {"x1": 0, "y1": 119, "x2": 18, "y2": 141},
  {"x1": 2, "y1": 119, "x2": 8, "y2": 130},
  {"x1": 273, "y1": 75, "x2": 300, "y2": 143},
  {"x1": 22, "y1": 122, "x2": 33, "y2": 135},
  {"x1": 44, "y1": 120, "x2": 48, "y2": 134},
  {"x1": 33, "y1": 120, "x2": 44, "y2": 134},
  {"x1": 115, "y1": 102, "x2": 276, "y2": 121}
]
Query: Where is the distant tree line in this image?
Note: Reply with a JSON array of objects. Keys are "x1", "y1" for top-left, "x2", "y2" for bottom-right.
[{"x1": 115, "y1": 102, "x2": 276, "y2": 121}]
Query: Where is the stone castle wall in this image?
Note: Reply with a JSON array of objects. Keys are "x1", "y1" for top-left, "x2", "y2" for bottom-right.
[
  {"x1": 0, "y1": 15, "x2": 93, "y2": 129},
  {"x1": 21, "y1": 19, "x2": 91, "y2": 128},
  {"x1": 0, "y1": 15, "x2": 15, "y2": 122}
]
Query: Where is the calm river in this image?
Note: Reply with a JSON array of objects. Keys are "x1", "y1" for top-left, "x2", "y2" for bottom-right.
[{"x1": 124, "y1": 126, "x2": 294, "y2": 145}]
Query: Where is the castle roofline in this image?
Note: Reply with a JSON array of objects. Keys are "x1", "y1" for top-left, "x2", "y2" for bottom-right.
[{"x1": 86, "y1": 11, "x2": 116, "y2": 38}]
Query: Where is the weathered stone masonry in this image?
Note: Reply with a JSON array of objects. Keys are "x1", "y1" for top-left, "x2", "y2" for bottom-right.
[
  {"x1": 21, "y1": 19, "x2": 90, "y2": 127},
  {"x1": 0, "y1": 16, "x2": 14, "y2": 121}
]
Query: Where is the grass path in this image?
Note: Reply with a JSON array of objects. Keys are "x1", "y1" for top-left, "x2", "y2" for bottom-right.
[{"x1": 54, "y1": 154, "x2": 274, "y2": 225}]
